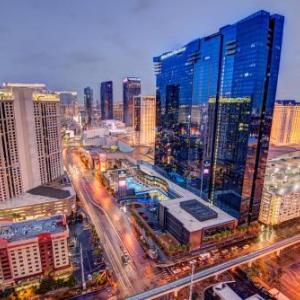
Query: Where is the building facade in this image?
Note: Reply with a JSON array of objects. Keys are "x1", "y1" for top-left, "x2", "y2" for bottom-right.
[
  {"x1": 57, "y1": 91, "x2": 80, "y2": 121},
  {"x1": 123, "y1": 77, "x2": 141, "y2": 126},
  {"x1": 133, "y1": 96, "x2": 156, "y2": 146},
  {"x1": 0, "y1": 84, "x2": 63, "y2": 202},
  {"x1": 0, "y1": 215, "x2": 70, "y2": 287},
  {"x1": 113, "y1": 102, "x2": 123, "y2": 121},
  {"x1": 259, "y1": 151, "x2": 300, "y2": 225},
  {"x1": 100, "y1": 81, "x2": 113, "y2": 120},
  {"x1": 154, "y1": 11, "x2": 284, "y2": 223},
  {"x1": 270, "y1": 100, "x2": 300, "y2": 145},
  {"x1": 84, "y1": 87, "x2": 93, "y2": 126}
]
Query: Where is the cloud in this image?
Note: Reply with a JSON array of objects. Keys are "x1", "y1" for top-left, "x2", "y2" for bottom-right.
[
  {"x1": 13, "y1": 51, "x2": 55, "y2": 66},
  {"x1": 66, "y1": 51, "x2": 105, "y2": 65},
  {"x1": 131, "y1": 0, "x2": 156, "y2": 14}
]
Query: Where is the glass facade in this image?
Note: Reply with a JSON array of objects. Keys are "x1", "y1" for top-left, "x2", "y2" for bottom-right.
[
  {"x1": 84, "y1": 87, "x2": 93, "y2": 126},
  {"x1": 154, "y1": 11, "x2": 284, "y2": 223},
  {"x1": 123, "y1": 77, "x2": 141, "y2": 126},
  {"x1": 100, "y1": 81, "x2": 113, "y2": 120}
]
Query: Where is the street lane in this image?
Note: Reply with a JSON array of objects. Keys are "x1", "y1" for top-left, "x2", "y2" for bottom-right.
[
  {"x1": 126, "y1": 233, "x2": 300, "y2": 300},
  {"x1": 64, "y1": 148, "x2": 155, "y2": 298}
]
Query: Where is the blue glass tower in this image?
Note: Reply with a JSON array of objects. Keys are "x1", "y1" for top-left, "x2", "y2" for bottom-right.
[
  {"x1": 154, "y1": 11, "x2": 284, "y2": 223},
  {"x1": 100, "y1": 81, "x2": 113, "y2": 120}
]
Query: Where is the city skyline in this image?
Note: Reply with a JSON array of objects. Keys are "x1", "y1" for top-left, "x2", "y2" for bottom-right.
[{"x1": 0, "y1": 0, "x2": 299, "y2": 101}]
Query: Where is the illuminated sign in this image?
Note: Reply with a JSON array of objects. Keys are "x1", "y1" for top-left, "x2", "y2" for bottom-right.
[
  {"x1": 119, "y1": 180, "x2": 126, "y2": 187},
  {"x1": 0, "y1": 90, "x2": 14, "y2": 101},
  {"x1": 33, "y1": 93, "x2": 59, "y2": 102},
  {"x1": 160, "y1": 47, "x2": 186, "y2": 60}
]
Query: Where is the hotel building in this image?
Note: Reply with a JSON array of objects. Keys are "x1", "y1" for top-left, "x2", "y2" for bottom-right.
[
  {"x1": 0, "y1": 83, "x2": 63, "y2": 202},
  {"x1": 259, "y1": 151, "x2": 300, "y2": 225},
  {"x1": 154, "y1": 11, "x2": 284, "y2": 223},
  {"x1": 84, "y1": 87, "x2": 93, "y2": 127},
  {"x1": 123, "y1": 77, "x2": 141, "y2": 126},
  {"x1": 113, "y1": 103, "x2": 123, "y2": 122},
  {"x1": 133, "y1": 96, "x2": 156, "y2": 146},
  {"x1": 100, "y1": 81, "x2": 113, "y2": 120},
  {"x1": 0, "y1": 215, "x2": 70, "y2": 287},
  {"x1": 270, "y1": 100, "x2": 300, "y2": 145}
]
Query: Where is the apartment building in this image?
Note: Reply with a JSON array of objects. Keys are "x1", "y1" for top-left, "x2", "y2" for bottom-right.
[{"x1": 0, "y1": 215, "x2": 70, "y2": 287}]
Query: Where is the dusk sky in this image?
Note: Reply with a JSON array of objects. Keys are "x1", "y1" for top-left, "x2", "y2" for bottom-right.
[{"x1": 1, "y1": 0, "x2": 299, "y2": 102}]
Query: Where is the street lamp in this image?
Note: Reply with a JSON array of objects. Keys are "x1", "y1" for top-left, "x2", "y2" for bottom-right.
[
  {"x1": 80, "y1": 243, "x2": 86, "y2": 290},
  {"x1": 188, "y1": 261, "x2": 195, "y2": 300}
]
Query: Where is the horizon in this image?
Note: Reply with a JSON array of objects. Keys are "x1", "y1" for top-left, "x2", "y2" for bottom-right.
[{"x1": 0, "y1": 0, "x2": 299, "y2": 102}]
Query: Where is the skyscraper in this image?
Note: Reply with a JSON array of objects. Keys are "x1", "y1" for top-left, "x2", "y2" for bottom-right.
[
  {"x1": 270, "y1": 100, "x2": 300, "y2": 145},
  {"x1": 154, "y1": 11, "x2": 284, "y2": 223},
  {"x1": 133, "y1": 96, "x2": 156, "y2": 146},
  {"x1": 57, "y1": 91, "x2": 79, "y2": 120},
  {"x1": 0, "y1": 83, "x2": 63, "y2": 202},
  {"x1": 84, "y1": 87, "x2": 93, "y2": 126},
  {"x1": 100, "y1": 81, "x2": 113, "y2": 120},
  {"x1": 123, "y1": 77, "x2": 141, "y2": 126}
]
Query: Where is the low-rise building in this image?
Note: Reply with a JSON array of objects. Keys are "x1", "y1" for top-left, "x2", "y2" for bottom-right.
[
  {"x1": 0, "y1": 183, "x2": 76, "y2": 221},
  {"x1": 138, "y1": 163, "x2": 237, "y2": 251},
  {"x1": 159, "y1": 198, "x2": 237, "y2": 250},
  {"x1": 0, "y1": 215, "x2": 70, "y2": 287},
  {"x1": 259, "y1": 151, "x2": 300, "y2": 225},
  {"x1": 206, "y1": 281, "x2": 271, "y2": 300}
]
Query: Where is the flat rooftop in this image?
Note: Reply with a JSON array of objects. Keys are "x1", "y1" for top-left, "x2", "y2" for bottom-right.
[
  {"x1": 139, "y1": 163, "x2": 236, "y2": 232},
  {"x1": 28, "y1": 185, "x2": 71, "y2": 199},
  {"x1": 0, "y1": 184, "x2": 74, "y2": 211},
  {"x1": 161, "y1": 198, "x2": 235, "y2": 232},
  {"x1": 0, "y1": 215, "x2": 67, "y2": 242},
  {"x1": 180, "y1": 199, "x2": 218, "y2": 222}
]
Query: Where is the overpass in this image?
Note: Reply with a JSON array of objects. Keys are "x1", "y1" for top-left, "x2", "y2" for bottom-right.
[{"x1": 126, "y1": 233, "x2": 300, "y2": 300}]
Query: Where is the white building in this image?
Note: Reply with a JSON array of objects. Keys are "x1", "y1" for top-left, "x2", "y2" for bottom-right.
[
  {"x1": 0, "y1": 83, "x2": 63, "y2": 202},
  {"x1": 259, "y1": 151, "x2": 300, "y2": 225},
  {"x1": 82, "y1": 120, "x2": 129, "y2": 147}
]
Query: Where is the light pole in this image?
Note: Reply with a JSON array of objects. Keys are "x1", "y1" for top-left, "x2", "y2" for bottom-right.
[
  {"x1": 80, "y1": 243, "x2": 86, "y2": 290},
  {"x1": 188, "y1": 262, "x2": 195, "y2": 300}
]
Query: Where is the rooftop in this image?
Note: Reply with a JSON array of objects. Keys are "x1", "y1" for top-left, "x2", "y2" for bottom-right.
[
  {"x1": 0, "y1": 183, "x2": 74, "y2": 211},
  {"x1": 213, "y1": 281, "x2": 269, "y2": 300},
  {"x1": 139, "y1": 163, "x2": 236, "y2": 232},
  {"x1": 0, "y1": 215, "x2": 67, "y2": 242},
  {"x1": 180, "y1": 199, "x2": 218, "y2": 222},
  {"x1": 28, "y1": 185, "x2": 71, "y2": 199}
]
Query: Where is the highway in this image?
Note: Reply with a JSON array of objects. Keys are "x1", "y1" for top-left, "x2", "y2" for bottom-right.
[
  {"x1": 64, "y1": 148, "x2": 155, "y2": 298},
  {"x1": 126, "y1": 233, "x2": 300, "y2": 300}
]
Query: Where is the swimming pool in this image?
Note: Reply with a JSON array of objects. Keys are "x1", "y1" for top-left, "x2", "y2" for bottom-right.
[{"x1": 126, "y1": 177, "x2": 146, "y2": 192}]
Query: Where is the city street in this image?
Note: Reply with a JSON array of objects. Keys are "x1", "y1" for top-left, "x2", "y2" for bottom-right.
[
  {"x1": 64, "y1": 146, "x2": 300, "y2": 299},
  {"x1": 64, "y1": 147, "x2": 156, "y2": 298}
]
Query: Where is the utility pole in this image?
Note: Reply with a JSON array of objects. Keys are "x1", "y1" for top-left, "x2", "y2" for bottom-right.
[
  {"x1": 80, "y1": 243, "x2": 86, "y2": 290},
  {"x1": 188, "y1": 262, "x2": 195, "y2": 300}
]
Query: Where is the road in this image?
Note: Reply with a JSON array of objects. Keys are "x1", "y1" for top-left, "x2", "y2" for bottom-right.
[
  {"x1": 126, "y1": 233, "x2": 300, "y2": 300},
  {"x1": 64, "y1": 148, "x2": 155, "y2": 298}
]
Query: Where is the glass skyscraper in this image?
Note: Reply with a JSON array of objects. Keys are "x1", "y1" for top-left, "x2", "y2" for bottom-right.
[
  {"x1": 100, "y1": 81, "x2": 113, "y2": 120},
  {"x1": 84, "y1": 86, "x2": 93, "y2": 126},
  {"x1": 123, "y1": 77, "x2": 141, "y2": 126},
  {"x1": 154, "y1": 10, "x2": 284, "y2": 223}
]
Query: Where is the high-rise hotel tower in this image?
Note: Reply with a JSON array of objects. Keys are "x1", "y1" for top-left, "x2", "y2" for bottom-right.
[
  {"x1": 154, "y1": 11, "x2": 284, "y2": 223},
  {"x1": 0, "y1": 83, "x2": 63, "y2": 202},
  {"x1": 123, "y1": 77, "x2": 141, "y2": 126}
]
